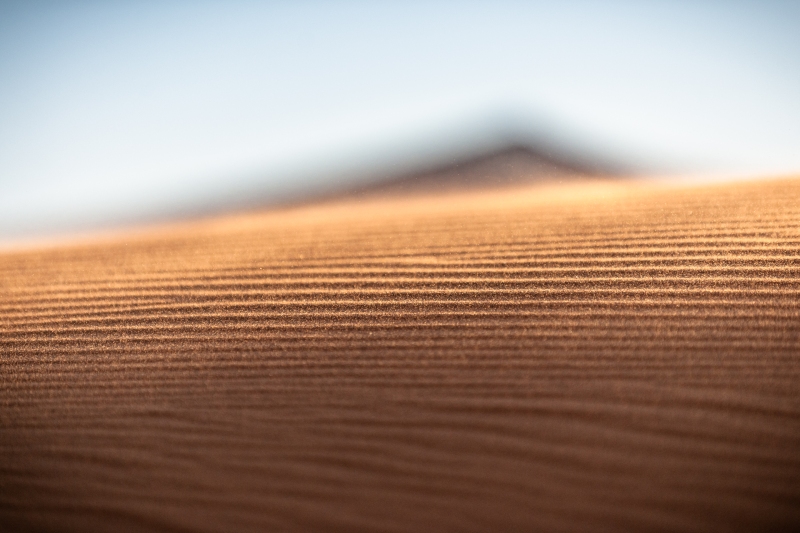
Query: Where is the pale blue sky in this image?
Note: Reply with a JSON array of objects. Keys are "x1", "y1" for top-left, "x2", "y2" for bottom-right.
[{"x1": 1, "y1": 1, "x2": 799, "y2": 239}]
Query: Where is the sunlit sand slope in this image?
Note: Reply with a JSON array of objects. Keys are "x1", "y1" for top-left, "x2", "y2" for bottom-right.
[{"x1": 2, "y1": 178, "x2": 800, "y2": 532}]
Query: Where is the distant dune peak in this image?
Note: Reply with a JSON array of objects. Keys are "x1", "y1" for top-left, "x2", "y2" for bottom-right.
[{"x1": 336, "y1": 138, "x2": 625, "y2": 200}]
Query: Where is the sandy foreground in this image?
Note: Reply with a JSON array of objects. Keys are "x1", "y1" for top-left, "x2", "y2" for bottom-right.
[{"x1": 1, "y1": 178, "x2": 799, "y2": 532}]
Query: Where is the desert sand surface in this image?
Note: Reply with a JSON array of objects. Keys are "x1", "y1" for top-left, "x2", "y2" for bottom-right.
[{"x1": 1, "y1": 177, "x2": 800, "y2": 532}]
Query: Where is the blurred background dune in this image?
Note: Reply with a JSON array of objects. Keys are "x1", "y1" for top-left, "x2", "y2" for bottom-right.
[{"x1": 1, "y1": 0, "x2": 798, "y2": 239}]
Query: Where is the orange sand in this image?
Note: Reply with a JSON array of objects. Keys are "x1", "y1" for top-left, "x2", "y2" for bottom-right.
[{"x1": 1, "y1": 178, "x2": 799, "y2": 532}]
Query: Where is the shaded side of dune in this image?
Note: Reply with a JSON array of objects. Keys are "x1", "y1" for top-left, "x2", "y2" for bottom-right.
[{"x1": 1, "y1": 178, "x2": 800, "y2": 532}]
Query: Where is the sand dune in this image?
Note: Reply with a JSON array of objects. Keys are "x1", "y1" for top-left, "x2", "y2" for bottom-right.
[
  {"x1": 1, "y1": 177, "x2": 800, "y2": 532},
  {"x1": 339, "y1": 142, "x2": 613, "y2": 198}
]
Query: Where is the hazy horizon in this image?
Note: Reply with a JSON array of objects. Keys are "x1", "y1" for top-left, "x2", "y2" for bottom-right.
[{"x1": 1, "y1": 0, "x2": 798, "y2": 240}]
